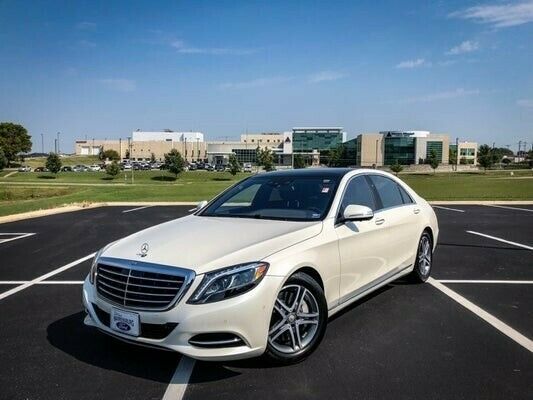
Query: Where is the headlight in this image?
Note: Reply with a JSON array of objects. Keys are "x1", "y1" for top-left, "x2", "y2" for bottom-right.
[
  {"x1": 188, "y1": 262, "x2": 269, "y2": 304},
  {"x1": 88, "y1": 242, "x2": 115, "y2": 284},
  {"x1": 88, "y1": 248, "x2": 104, "y2": 284}
]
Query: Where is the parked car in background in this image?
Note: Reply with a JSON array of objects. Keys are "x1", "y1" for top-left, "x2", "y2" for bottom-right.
[
  {"x1": 205, "y1": 164, "x2": 215, "y2": 171},
  {"x1": 215, "y1": 164, "x2": 226, "y2": 172},
  {"x1": 243, "y1": 163, "x2": 252, "y2": 172},
  {"x1": 73, "y1": 165, "x2": 89, "y2": 172},
  {"x1": 18, "y1": 166, "x2": 32, "y2": 172},
  {"x1": 61, "y1": 166, "x2": 73, "y2": 172},
  {"x1": 83, "y1": 168, "x2": 438, "y2": 364},
  {"x1": 34, "y1": 167, "x2": 49, "y2": 172},
  {"x1": 188, "y1": 162, "x2": 197, "y2": 171},
  {"x1": 89, "y1": 164, "x2": 101, "y2": 172}
]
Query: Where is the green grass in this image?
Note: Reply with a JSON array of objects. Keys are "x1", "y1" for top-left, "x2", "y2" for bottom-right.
[
  {"x1": 22, "y1": 155, "x2": 100, "y2": 169},
  {"x1": 0, "y1": 170, "x2": 531, "y2": 217}
]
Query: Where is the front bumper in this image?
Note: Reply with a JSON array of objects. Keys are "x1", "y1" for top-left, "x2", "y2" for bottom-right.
[{"x1": 82, "y1": 274, "x2": 284, "y2": 361}]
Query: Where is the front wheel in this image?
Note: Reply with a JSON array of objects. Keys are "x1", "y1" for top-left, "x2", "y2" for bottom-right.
[
  {"x1": 408, "y1": 231, "x2": 433, "y2": 283},
  {"x1": 264, "y1": 273, "x2": 327, "y2": 364}
]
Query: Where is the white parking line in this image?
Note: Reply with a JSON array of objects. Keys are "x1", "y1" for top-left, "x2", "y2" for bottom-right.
[
  {"x1": 122, "y1": 206, "x2": 151, "y2": 213},
  {"x1": 485, "y1": 204, "x2": 533, "y2": 213},
  {"x1": 0, "y1": 281, "x2": 84, "y2": 285},
  {"x1": 162, "y1": 356, "x2": 196, "y2": 400},
  {"x1": 432, "y1": 206, "x2": 465, "y2": 213},
  {"x1": 0, "y1": 253, "x2": 95, "y2": 300},
  {"x1": 0, "y1": 232, "x2": 36, "y2": 244},
  {"x1": 428, "y1": 278, "x2": 533, "y2": 353},
  {"x1": 437, "y1": 280, "x2": 533, "y2": 284},
  {"x1": 466, "y1": 230, "x2": 533, "y2": 251}
]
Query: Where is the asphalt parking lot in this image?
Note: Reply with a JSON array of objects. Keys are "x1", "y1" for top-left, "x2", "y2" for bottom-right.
[{"x1": 0, "y1": 205, "x2": 531, "y2": 400}]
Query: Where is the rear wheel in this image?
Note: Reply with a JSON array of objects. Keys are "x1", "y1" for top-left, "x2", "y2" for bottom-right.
[
  {"x1": 408, "y1": 231, "x2": 433, "y2": 283},
  {"x1": 264, "y1": 273, "x2": 327, "y2": 364}
]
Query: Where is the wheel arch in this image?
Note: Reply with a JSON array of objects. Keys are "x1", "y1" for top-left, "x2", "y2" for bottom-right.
[{"x1": 290, "y1": 266, "x2": 324, "y2": 291}]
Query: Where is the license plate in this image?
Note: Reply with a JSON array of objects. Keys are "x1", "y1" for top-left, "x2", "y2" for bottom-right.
[{"x1": 110, "y1": 308, "x2": 140, "y2": 337}]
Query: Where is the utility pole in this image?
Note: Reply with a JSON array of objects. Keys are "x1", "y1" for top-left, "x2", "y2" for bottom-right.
[
  {"x1": 57, "y1": 132, "x2": 61, "y2": 154},
  {"x1": 455, "y1": 137, "x2": 459, "y2": 171},
  {"x1": 54, "y1": 138, "x2": 57, "y2": 154},
  {"x1": 41, "y1": 133, "x2": 44, "y2": 155}
]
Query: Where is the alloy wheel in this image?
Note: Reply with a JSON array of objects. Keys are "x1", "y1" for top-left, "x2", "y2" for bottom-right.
[
  {"x1": 418, "y1": 235, "x2": 432, "y2": 276},
  {"x1": 268, "y1": 284, "x2": 320, "y2": 354}
]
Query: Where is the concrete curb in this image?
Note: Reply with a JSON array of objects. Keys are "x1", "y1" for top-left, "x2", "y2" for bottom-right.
[{"x1": 0, "y1": 200, "x2": 531, "y2": 225}]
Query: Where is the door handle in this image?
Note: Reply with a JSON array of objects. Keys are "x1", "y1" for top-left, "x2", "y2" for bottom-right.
[
  {"x1": 375, "y1": 218, "x2": 385, "y2": 225},
  {"x1": 413, "y1": 208, "x2": 420, "y2": 214}
]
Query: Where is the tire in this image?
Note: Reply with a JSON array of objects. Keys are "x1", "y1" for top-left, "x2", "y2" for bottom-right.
[
  {"x1": 264, "y1": 272, "x2": 328, "y2": 365},
  {"x1": 408, "y1": 231, "x2": 433, "y2": 283}
]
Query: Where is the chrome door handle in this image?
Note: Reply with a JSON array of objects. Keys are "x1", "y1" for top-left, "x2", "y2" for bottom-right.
[
  {"x1": 375, "y1": 218, "x2": 385, "y2": 225},
  {"x1": 413, "y1": 208, "x2": 420, "y2": 214}
]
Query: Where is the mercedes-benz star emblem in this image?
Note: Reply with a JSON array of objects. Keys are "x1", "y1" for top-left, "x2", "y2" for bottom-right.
[{"x1": 139, "y1": 243, "x2": 149, "y2": 257}]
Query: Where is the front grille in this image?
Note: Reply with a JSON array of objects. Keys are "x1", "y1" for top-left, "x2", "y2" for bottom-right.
[{"x1": 96, "y1": 263, "x2": 186, "y2": 310}]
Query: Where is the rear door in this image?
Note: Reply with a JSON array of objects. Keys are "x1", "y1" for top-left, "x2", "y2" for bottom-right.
[
  {"x1": 367, "y1": 175, "x2": 420, "y2": 273},
  {"x1": 335, "y1": 175, "x2": 388, "y2": 301}
]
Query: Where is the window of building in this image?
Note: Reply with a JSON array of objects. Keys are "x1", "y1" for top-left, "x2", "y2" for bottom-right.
[
  {"x1": 460, "y1": 148, "x2": 475, "y2": 156},
  {"x1": 383, "y1": 137, "x2": 415, "y2": 165},
  {"x1": 339, "y1": 176, "x2": 376, "y2": 217},
  {"x1": 426, "y1": 141, "x2": 443, "y2": 162},
  {"x1": 368, "y1": 175, "x2": 404, "y2": 209}
]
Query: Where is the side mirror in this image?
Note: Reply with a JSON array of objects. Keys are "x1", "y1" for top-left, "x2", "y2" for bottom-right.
[
  {"x1": 342, "y1": 204, "x2": 374, "y2": 222},
  {"x1": 189, "y1": 200, "x2": 208, "y2": 213}
]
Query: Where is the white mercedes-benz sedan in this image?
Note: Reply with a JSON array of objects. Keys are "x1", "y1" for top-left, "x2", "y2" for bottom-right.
[{"x1": 83, "y1": 168, "x2": 438, "y2": 364}]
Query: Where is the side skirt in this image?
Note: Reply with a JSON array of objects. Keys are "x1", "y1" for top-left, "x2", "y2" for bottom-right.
[{"x1": 328, "y1": 264, "x2": 413, "y2": 318}]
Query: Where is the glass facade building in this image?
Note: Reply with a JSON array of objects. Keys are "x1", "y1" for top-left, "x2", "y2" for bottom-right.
[
  {"x1": 383, "y1": 134, "x2": 416, "y2": 165},
  {"x1": 292, "y1": 128, "x2": 344, "y2": 153},
  {"x1": 426, "y1": 141, "x2": 443, "y2": 162}
]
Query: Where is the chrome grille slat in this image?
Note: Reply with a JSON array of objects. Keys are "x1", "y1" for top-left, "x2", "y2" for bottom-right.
[{"x1": 96, "y1": 262, "x2": 188, "y2": 310}]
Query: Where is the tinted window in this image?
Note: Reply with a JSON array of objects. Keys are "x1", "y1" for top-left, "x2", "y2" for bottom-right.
[
  {"x1": 339, "y1": 176, "x2": 376, "y2": 216},
  {"x1": 398, "y1": 185, "x2": 413, "y2": 204},
  {"x1": 369, "y1": 175, "x2": 404, "y2": 209},
  {"x1": 201, "y1": 175, "x2": 339, "y2": 221}
]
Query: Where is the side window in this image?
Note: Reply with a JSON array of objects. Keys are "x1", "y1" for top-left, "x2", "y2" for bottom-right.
[
  {"x1": 339, "y1": 176, "x2": 376, "y2": 216},
  {"x1": 368, "y1": 175, "x2": 404, "y2": 209},
  {"x1": 398, "y1": 184, "x2": 413, "y2": 204}
]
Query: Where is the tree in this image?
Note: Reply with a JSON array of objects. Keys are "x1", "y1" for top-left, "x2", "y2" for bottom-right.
[
  {"x1": 102, "y1": 149, "x2": 120, "y2": 161},
  {"x1": 0, "y1": 148, "x2": 7, "y2": 171},
  {"x1": 45, "y1": 152, "x2": 62, "y2": 175},
  {"x1": 327, "y1": 145, "x2": 343, "y2": 167},
  {"x1": 427, "y1": 149, "x2": 440, "y2": 174},
  {"x1": 449, "y1": 147, "x2": 457, "y2": 171},
  {"x1": 228, "y1": 154, "x2": 241, "y2": 175},
  {"x1": 293, "y1": 154, "x2": 306, "y2": 169},
  {"x1": 0, "y1": 122, "x2": 32, "y2": 166},
  {"x1": 150, "y1": 152, "x2": 156, "y2": 163},
  {"x1": 256, "y1": 147, "x2": 275, "y2": 172},
  {"x1": 164, "y1": 148, "x2": 185, "y2": 177},
  {"x1": 98, "y1": 147, "x2": 105, "y2": 161},
  {"x1": 478, "y1": 144, "x2": 494, "y2": 171},
  {"x1": 105, "y1": 160, "x2": 120, "y2": 178},
  {"x1": 125, "y1": 149, "x2": 130, "y2": 159},
  {"x1": 390, "y1": 160, "x2": 403, "y2": 176}
]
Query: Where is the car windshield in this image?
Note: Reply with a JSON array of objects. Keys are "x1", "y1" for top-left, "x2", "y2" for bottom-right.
[{"x1": 200, "y1": 174, "x2": 339, "y2": 221}]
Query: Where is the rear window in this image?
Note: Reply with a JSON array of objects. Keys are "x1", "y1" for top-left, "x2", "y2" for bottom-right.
[{"x1": 368, "y1": 175, "x2": 404, "y2": 210}]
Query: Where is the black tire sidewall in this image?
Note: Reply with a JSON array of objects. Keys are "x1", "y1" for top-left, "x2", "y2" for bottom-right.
[
  {"x1": 414, "y1": 232, "x2": 433, "y2": 282},
  {"x1": 264, "y1": 272, "x2": 328, "y2": 364}
]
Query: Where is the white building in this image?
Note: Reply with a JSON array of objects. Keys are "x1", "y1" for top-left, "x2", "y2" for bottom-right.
[{"x1": 132, "y1": 130, "x2": 204, "y2": 143}]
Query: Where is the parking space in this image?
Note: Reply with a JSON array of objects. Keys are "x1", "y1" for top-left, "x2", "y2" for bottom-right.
[{"x1": 0, "y1": 204, "x2": 531, "y2": 399}]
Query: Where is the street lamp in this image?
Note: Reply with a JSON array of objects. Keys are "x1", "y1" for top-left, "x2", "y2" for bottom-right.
[{"x1": 57, "y1": 132, "x2": 61, "y2": 154}]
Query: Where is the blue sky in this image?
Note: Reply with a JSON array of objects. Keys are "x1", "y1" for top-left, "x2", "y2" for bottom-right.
[{"x1": 0, "y1": 0, "x2": 532, "y2": 152}]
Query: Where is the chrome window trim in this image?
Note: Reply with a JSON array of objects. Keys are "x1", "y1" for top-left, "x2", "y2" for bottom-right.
[{"x1": 95, "y1": 256, "x2": 196, "y2": 312}]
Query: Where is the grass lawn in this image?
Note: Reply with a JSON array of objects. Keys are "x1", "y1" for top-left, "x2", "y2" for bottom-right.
[{"x1": 0, "y1": 169, "x2": 531, "y2": 217}]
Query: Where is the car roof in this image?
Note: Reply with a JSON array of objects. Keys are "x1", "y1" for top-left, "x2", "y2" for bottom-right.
[{"x1": 255, "y1": 167, "x2": 354, "y2": 179}]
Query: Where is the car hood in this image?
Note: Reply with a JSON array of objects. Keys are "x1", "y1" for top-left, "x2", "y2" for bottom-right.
[{"x1": 102, "y1": 215, "x2": 322, "y2": 275}]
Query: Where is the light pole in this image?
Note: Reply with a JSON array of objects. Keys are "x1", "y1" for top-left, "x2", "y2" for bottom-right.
[
  {"x1": 41, "y1": 133, "x2": 44, "y2": 154},
  {"x1": 375, "y1": 139, "x2": 378, "y2": 167},
  {"x1": 57, "y1": 132, "x2": 61, "y2": 154}
]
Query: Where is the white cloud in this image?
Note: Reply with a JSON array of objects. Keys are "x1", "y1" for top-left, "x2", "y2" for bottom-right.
[
  {"x1": 404, "y1": 88, "x2": 479, "y2": 103},
  {"x1": 76, "y1": 21, "x2": 96, "y2": 30},
  {"x1": 171, "y1": 40, "x2": 255, "y2": 56},
  {"x1": 308, "y1": 71, "x2": 347, "y2": 83},
  {"x1": 446, "y1": 40, "x2": 479, "y2": 55},
  {"x1": 98, "y1": 79, "x2": 136, "y2": 92},
  {"x1": 395, "y1": 58, "x2": 429, "y2": 69},
  {"x1": 450, "y1": 1, "x2": 533, "y2": 28},
  {"x1": 219, "y1": 77, "x2": 292, "y2": 89},
  {"x1": 517, "y1": 99, "x2": 533, "y2": 108}
]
